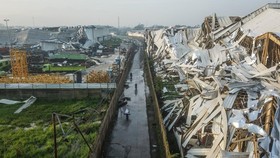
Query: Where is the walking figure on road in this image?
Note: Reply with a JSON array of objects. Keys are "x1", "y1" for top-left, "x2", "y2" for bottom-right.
[
  {"x1": 130, "y1": 73, "x2": 132, "y2": 80},
  {"x1": 124, "y1": 108, "x2": 130, "y2": 120},
  {"x1": 135, "y1": 83, "x2": 137, "y2": 90}
]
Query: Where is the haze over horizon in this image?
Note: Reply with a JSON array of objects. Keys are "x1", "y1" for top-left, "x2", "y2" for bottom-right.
[{"x1": 0, "y1": 0, "x2": 275, "y2": 27}]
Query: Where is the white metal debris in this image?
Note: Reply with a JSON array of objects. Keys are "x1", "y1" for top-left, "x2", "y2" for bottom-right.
[
  {"x1": 146, "y1": 3, "x2": 280, "y2": 157},
  {"x1": 14, "y1": 96, "x2": 37, "y2": 114},
  {"x1": 0, "y1": 99, "x2": 21, "y2": 105}
]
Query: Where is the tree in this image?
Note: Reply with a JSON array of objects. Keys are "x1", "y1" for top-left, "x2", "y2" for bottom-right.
[{"x1": 133, "y1": 24, "x2": 145, "y2": 30}]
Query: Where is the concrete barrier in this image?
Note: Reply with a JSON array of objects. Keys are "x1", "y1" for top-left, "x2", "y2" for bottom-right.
[
  {"x1": 0, "y1": 89, "x2": 103, "y2": 100},
  {"x1": 144, "y1": 51, "x2": 171, "y2": 158},
  {"x1": 0, "y1": 83, "x2": 116, "y2": 100}
]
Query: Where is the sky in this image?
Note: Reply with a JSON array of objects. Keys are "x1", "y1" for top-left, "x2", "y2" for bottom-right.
[{"x1": 0, "y1": 0, "x2": 276, "y2": 27}]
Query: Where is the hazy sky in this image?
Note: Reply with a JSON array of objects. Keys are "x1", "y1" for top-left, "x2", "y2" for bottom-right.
[{"x1": 0, "y1": 0, "x2": 275, "y2": 27}]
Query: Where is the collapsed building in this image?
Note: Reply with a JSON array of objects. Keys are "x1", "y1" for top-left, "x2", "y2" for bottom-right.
[
  {"x1": 146, "y1": 3, "x2": 280, "y2": 158},
  {"x1": 0, "y1": 25, "x2": 111, "y2": 52},
  {"x1": 0, "y1": 25, "x2": 116, "y2": 73}
]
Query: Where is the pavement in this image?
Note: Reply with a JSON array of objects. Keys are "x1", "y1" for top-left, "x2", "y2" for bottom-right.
[{"x1": 104, "y1": 49, "x2": 151, "y2": 158}]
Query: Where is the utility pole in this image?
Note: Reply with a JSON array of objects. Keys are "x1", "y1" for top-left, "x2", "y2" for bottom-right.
[
  {"x1": 3, "y1": 18, "x2": 11, "y2": 47},
  {"x1": 118, "y1": 16, "x2": 120, "y2": 29}
]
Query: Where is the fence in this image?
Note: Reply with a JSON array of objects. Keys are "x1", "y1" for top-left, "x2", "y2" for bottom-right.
[
  {"x1": 0, "y1": 83, "x2": 116, "y2": 89},
  {"x1": 90, "y1": 45, "x2": 136, "y2": 158}
]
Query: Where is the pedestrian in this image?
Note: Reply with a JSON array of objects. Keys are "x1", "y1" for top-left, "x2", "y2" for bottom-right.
[{"x1": 124, "y1": 108, "x2": 130, "y2": 120}]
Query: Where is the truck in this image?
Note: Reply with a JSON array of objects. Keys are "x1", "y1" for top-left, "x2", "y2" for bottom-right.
[
  {"x1": 42, "y1": 64, "x2": 86, "y2": 72},
  {"x1": 0, "y1": 59, "x2": 11, "y2": 71}
]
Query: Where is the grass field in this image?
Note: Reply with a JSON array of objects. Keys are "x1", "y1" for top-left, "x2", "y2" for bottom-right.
[{"x1": 0, "y1": 98, "x2": 108, "y2": 157}]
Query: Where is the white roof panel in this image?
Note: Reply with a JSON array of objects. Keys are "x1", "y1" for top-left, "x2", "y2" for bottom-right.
[
  {"x1": 217, "y1": 17, "x2": 233, "y2": 27},
  {"x1": 242, "y1": 9, "x2": 280, "y2": 37},
  {"x1": 274, "y1": 32, "x2": 280, "y2": 37}
]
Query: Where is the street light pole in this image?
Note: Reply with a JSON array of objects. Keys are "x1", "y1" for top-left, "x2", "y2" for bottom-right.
[{"x1": 3, "y1": 18, "x2": 11, "y2": 48}]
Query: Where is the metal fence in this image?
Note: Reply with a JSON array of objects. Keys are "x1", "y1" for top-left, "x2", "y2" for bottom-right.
[{"x1": 0, "y1": 83, "x2": 116, "y2": 89}]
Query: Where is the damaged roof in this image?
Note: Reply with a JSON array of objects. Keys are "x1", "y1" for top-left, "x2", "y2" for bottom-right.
[
  {"x1": 145, "y1": 3, "x2": 280, "y2": 158},
  {"x1": 241, "y1": 6, "x2": 280, "y2": 37}
]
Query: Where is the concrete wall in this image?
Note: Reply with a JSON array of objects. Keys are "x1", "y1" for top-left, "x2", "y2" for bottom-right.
[
  {"x1": 0, "y1": 89, "x2": 102, "y2": 100},
  {"x1": 144, "y1": 50, "x2": 171, "y2": 158}
]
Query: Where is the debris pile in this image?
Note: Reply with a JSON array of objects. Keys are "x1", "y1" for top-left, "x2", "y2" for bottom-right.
[
  {"x1": 146, "y1": 3, "x2": 280, "y2": 158},
  {"x1": 0, "y1": 74, "x2": 71, "y2": 83},
  {"x1": 86, "y1": 70, "x2": 110, "y2": 83}
]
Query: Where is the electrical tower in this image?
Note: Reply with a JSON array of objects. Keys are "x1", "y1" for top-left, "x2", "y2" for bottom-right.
[{"x1": 10, "y1": 49, "x2": 28, "y2": 78}]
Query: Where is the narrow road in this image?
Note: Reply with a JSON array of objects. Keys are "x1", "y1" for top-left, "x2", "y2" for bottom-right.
[{"x1": 104, "y1": 48, "x2": 150, "y2": 158}]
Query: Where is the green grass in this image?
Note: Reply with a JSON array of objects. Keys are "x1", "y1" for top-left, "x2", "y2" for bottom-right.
[{"x1": 0, "y1": 98, "x2": 106, "y2": 157}]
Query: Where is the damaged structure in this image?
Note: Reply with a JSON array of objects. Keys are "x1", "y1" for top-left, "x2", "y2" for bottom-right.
[
  {"x1": 0, "y1": 24, "x2": 124, "y2": 83},
  {"x1": 146, "y1": 3, "x2": 280, "y2": 158}
]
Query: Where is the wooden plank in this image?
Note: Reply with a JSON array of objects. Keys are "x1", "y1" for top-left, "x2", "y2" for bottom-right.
[
  {"x1": 269, "y1": 33, "x2": 280, "y2": 46},
  {"x1": 221, "y1": 106, "x2": 228, "y2": 150},
  {"x1": 261, "y1": 33, "x2": 269, "y2": 66},
  {"x1": 255, "y1": 33, "x2": 268, "y2": 40}
]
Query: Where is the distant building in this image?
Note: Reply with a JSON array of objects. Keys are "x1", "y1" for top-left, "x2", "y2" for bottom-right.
[
  {"x1": 127, "y1": 31, "x2": 144, "y2": 38},
  {"x1": 83, "y1": 26, "x2": 110, "y2": 49},
  {"x1": 40, "y1": 39, "x2": 63, "y2": 51}
]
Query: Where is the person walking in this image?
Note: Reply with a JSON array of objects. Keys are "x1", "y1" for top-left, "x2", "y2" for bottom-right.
[{"x1": 124, "y1": 107, "x2": 130, "y2": 120}]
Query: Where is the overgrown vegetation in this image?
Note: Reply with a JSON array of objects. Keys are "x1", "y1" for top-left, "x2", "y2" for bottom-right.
[
  {"x1": 147, "y1": 54, "x2": 181, "y2": 157},
  {"x1": 0, "y1": 98, "x2": 107, "y2": 157}
]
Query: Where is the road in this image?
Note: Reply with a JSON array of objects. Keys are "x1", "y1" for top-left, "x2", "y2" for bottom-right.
[{"x1": 104, "y1": 48, "x2": 150, "y2": 158}]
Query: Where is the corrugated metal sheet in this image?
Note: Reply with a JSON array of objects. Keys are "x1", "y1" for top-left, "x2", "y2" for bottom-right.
[
  {"x1": 217, "y1": 16, "x2": 233, "y2": 27},
  {"x1": 145, "y1": 4, "x2": 280, "y2": 156},
  {"x1": 274, "y1": 32, "x2": 280, "y2": 37},
  {"x1": 223, "y1": 93, "x2": 238, "y2": 109},
  {"x1": 242, "y1": 9, "x2": 280, "y2": 37},
  {"x1": 227, "y1": 82, "x2": 260, "y2": 89}
]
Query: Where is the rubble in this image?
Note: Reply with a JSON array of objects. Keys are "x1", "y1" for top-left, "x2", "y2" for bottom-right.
[{"x1": 146, "y1": 3, "x2": 280, "y2": 158}]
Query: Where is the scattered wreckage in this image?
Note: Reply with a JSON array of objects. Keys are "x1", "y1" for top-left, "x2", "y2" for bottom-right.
[{"x1": 146, "y1": 3, "x2": 280, "y2": 158}]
